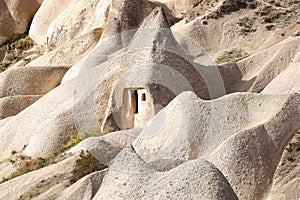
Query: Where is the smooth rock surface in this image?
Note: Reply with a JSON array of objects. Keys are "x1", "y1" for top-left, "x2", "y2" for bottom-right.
[
  {"x1": 93, "y1": 148, "x2": 238, "y2": 200},
  {"x1": 0, "y1": 66, "x2": 68, "y2": 97},
  {"x1": 0, "y1": 0, "x2": 41, "y2": 45},
  {"x1": 0, "y1": 95, "x2": 41, "y2": 119}
]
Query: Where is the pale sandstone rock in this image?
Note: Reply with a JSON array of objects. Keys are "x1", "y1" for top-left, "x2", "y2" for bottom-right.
[
  {"x1": 27, "y1": 29, "x2": 102, "y2": 67},
  {"x1": 262, "y1": 50, "x2": 300, "y2": 94},
  {"x1": 0, "y1": 66, "x2": 68, "y2": 97},
  {"x1": 93, "y1": 148, "x2": 238, "y2": 200},
  {"x1": 46, "y1": 0, "x2": 110, "y2": 50},
  {"x1": 171, "y1": 9, "x2": 300, "y2": 62},
  {"x1": 234, "y1": 37, "x2": 300, "y2": 93},
  {"x1": 62, "y1": 0, "x2": 155, "y2": 83},
  {"x1": 0, "y1": 0, "x2": 41, "y2": 45},
  {"x1": 132, "y1": 91, "x2": 300, "y2": 200},
  {"x1": 70, "y1": 128, "x2": 142, "y2": 154},
  {"x1": 267, "y1": 178, "x2": 300, "y2": 200},
  {"x1": 69, "y1": 128, "x2": 142, "y2": 166},
  {"x1": 29, "y1": 0, "x2": 77, "y2": 45},
  {"x1": 73, "y1": 7, "x2": 226, "y2": 134},
  {"x1": 57, "y1": 170, "x2": 107, "y2": 200},
  {"x1": 0, "y1": 117, "x2": 13, "y2": 127},
  {"x1": 0, "y1": 155, "x2": 77, "y2": 200},
  {"x1": 149, "y1": 0, "x2": 195, "y2": 17},
  {"x1": 0, "y1": 95, "x2": 41, "y2": 119},
  {"x1": 211, "y1": 37, "x2": 300, "y2": 95},
  {"x1": 0, "y1": 80, "x2": 75, "y2": 159}
]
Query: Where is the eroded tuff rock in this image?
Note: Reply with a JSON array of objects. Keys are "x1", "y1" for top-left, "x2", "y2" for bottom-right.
[
  {"x1": 132, "y1": 91, "x2": 300, "y2": 199},
  {"x1": 0, "y1": 154, "x2": 77, "y2": 200},
  {"x1": 27, "y1": 29, "x2": 102, "y2": 67},
  {"x1": 0, "y1": 66, "x2": 68, "y2": 122},
  {"x1": 61, "y1": 0, "x2": 156, "y2": 83},
  {"x1": 0, "y1": 79, "x2": 75, "y2": 159},
  {"x1": 29, "y1": 0, "x2": 78, "y2": 45},
  {"x1": 93, "y1": 148, "x2": 238, "y2": 200},
  {"x1": 0, "y1": 66, "x2": 68, "y2": 97},
  {"x1": 57, "y1": 170, "x2": 107, "y2": 200},
  {"x1": 0, "y1": 95, "x2": 41, "y2": 119},
  {"x1": 0, "y1": 0, "x2": 41, "y2": 45},
  {"x1": 0, "y1": 0, "x2": 156, "y2": 160},
  {"x1": 0, "y1": 0, "x2": 299, "y2": 199}
]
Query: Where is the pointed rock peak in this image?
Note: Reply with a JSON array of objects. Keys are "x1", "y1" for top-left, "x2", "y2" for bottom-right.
[
  {"x1": 139, "y1": 6, "x2": 170, "y2": 29},
  {"x1": 101, "y1": 0, "x2": 153, "y2": 40},
  {"x1": 128, "y1": 7, "x2": 184, "y2": 56}
]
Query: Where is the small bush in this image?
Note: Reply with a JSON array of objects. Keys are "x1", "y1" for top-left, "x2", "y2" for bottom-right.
[
  {"x1": 237, "y1": 17, "x2": 253, "y2": 28},
  {"x1": 53, "y1": 132, "x2": 102, "y2": 156},
  {"x1": 215, "y1": 49, "x2": 249, "y2": 64},
  {"x1": 0, "y1": 62, "x2": 9, "y2": 72},
  {"x1": 237, "y1": 17, "x2": 256, "y2": 34},
  {"x1": 70, "y1": 150, "x2": 107, "y2": 184},
  {"x1": 0, "y1": 35, "x2": 42, "y2": 73},
  {"x1": 218, "y1": 0, "x2": 252, "y2": 14},
  {"x1": 6, "y1": 156, "x2": 55, "y2": 181},
  {"x1": 262, "y1": 10, "x2": 286, "y2": 23},
  {"x1": 2, "y1": 132, "x2": 104, "y2": 183}
]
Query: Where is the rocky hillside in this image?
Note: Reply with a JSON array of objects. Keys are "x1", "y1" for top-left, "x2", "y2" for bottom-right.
[{"x1": 0, "y1": 0, "x2": 299, "y2": 199}]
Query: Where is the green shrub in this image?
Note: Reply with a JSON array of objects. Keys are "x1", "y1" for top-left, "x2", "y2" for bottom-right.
[
  {"x1": 6, "y1": 155, "x2": 55, "y2": 181},
  {"x1": 2, "y1": 132, "x2": 101, "y2": 182},
  {"x1": 218, "y1": 0, "x2": 250, "y2": 13},
  {"x1": 215, "y1": 49, "x2": 249, "y2": 64},
  {"x1": 70, "y1": 150, "x2": 107, "y2": 184},
  {"x1": 262, "y1": 10, "x2": 286, "y2": 23},
  {"x1": 0, "y1": 35, "x2": 41, "y2": 73},
  {"x1": 237, "y1": 17, "x2": 256, "y2": 34},
  {"x1": 0, "y1": 62, "x2": 9, "y2": 72}
]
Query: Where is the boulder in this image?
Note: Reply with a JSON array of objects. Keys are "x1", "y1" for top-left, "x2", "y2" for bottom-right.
[
  {"x1": 94, "y1": 148, "x2": 238, "y2": 200},
  {"x1": 46, "y1": 0, "x2": 110, "y2": 50},
  {"x1": 262, "y1": 52, "x2": 300, "y2": 94},
  {"x1": 29, "y1": 0, "x2": 76, "y2": 45},
  {"x1": 0, "y1": 0, "x2": 41, "y2": 45},
  {"x1": 57, "y1": 170, "x2": 107, "y2": 200},
  {"x1": 0, "y1": 95, "x2": 41, "y2": 119},
  {"x1": 0, "y1": 66, "x2": 69, "y2": 97}
]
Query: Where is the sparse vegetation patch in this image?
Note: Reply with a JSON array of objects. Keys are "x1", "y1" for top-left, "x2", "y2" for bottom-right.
[
  {"x1": 237, "y1": 17, "x2": 257, "y2": 34},
  {"x1": 218, "y1": 0, "x2": 257, "y2": 14},
  {"x1": 215, "y1": 49, "x2": 249, "y2": 64},
  {"x1": 70, "y1": 150, "x2": 107, "y2": 184},
  {"x1": 0, "y1": 34, "x2": 43, "y2": 73},
  {"x1": 262, "y1": 10, "x2": 287, "y2": 23},
  {"x1": 2, "y1": 132, "x2": 102, "y2": 182},
  {"x1": 273, "y1": 130, "x2": 300, "y2": 184}
]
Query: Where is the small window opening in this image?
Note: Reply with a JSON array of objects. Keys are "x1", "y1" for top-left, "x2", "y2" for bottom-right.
[{"x1": 141, "y1": 93, "x2": 146, "y2": 101}]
